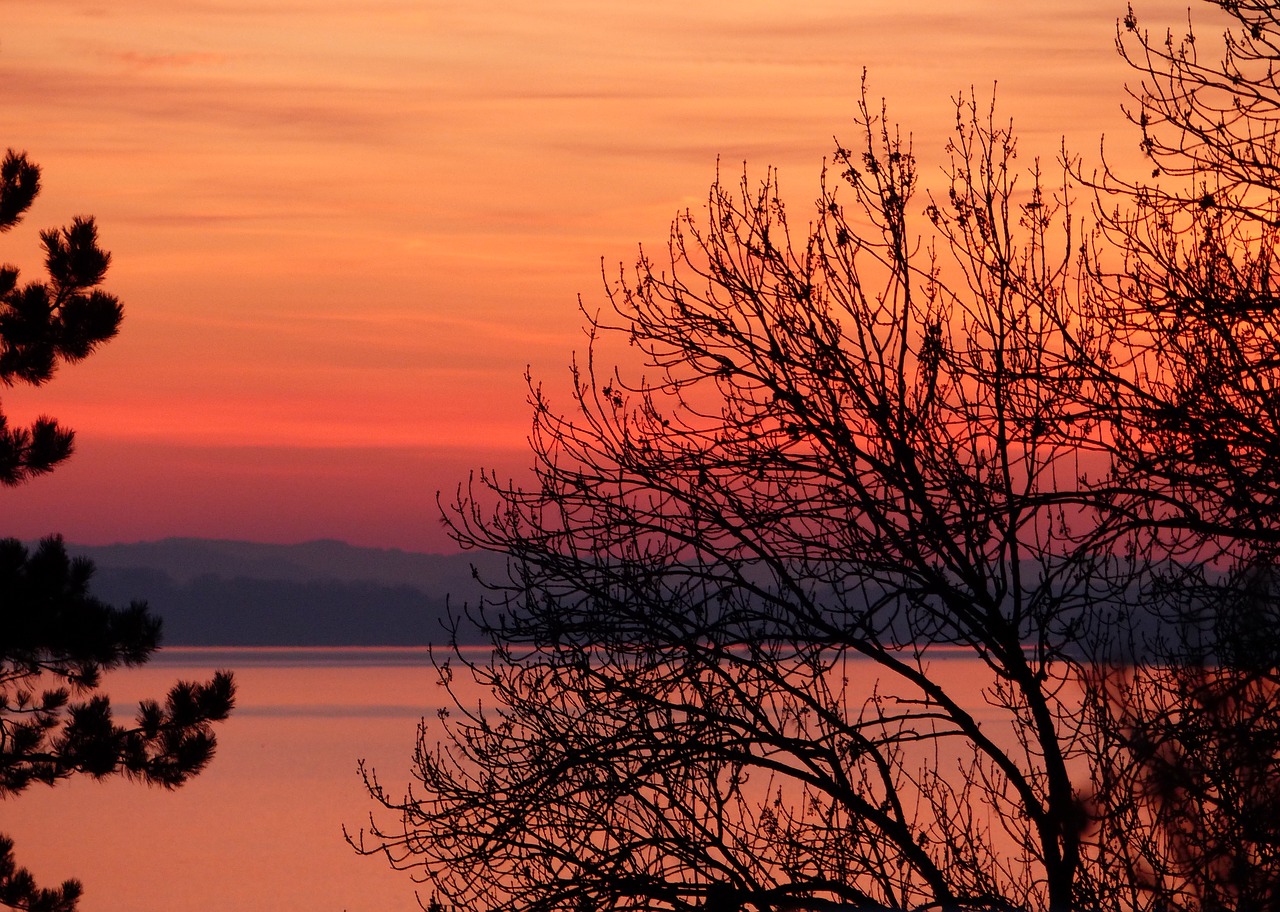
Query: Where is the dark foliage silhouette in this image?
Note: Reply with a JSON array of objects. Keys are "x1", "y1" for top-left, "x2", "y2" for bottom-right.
[
  {"x1": 0, "y1": 149, "x2": 235, "y2": 912},
  {"x1": 0, "y1": 149, "x2": 122, "y2": 485}
]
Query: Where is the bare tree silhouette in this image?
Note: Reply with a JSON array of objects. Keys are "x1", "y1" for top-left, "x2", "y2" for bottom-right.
[
  {"x1": 1068, "y1": 4, "x2": 1280, "y2": 909},
  {"x1": 352, "y1": 86, "x2": 1129, "y2": 912},
  {"x1": 354, "y1": 5, "x2": 1280, "y2": 912}
]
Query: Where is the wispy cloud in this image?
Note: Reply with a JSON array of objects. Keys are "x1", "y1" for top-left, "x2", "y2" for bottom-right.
[
  {"x1": 0, "y1": 0, "x2": 1177, "y2": 547},
  {"x1": 107, "y1": 49, "x2": 236, "y2": 70}
]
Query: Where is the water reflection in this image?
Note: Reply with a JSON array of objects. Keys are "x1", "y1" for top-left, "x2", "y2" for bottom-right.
[
  {"x1": 1, "y1": 648, "x2": 445, "y2": 912},
  {"x1": 10, "y1": 646, "x2": 1272, "y2": 912}
]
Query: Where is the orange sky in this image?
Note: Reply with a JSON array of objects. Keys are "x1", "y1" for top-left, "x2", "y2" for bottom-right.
[{"x1": 1, "y1": 0, "x2": 1210, "y2": 551}]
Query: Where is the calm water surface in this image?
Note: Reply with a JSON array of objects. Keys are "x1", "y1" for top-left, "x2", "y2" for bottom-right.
[
  {"x1": 3, "y1": 648, "x2": 1017, "y2": 912},
  {"x1": 3, "y1": 648, "x2": 454, "y2": 912}
]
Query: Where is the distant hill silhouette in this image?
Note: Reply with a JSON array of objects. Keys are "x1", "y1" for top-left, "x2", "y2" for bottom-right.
[
  {"x1": 65, "y1": 538, "x2": 505, "y2": 646},
  {"x1": 66, "y1": 538, "x2": 1178, "y2": 654}
]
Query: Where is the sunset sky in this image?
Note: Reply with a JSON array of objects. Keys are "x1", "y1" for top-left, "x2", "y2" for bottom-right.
[{"x1": 3, "y1": 0, "x2": 1206, "y2": 552}]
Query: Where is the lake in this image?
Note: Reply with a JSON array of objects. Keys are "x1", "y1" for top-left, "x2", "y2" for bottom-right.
[
  {"x1": 2, "y1": 648, "x2": 453, "y2": 912},
  {"x1": 2, "y1": 647, "x2": 1038, "y2": 912}
]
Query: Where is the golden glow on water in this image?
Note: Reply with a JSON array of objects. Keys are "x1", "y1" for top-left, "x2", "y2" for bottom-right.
[
  {"x1": 3, "y1": 651, "x2": 447, "y2": 912},
  {"x1": 2, "y1": 649, "x2": 1063, "y2": 912}
]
